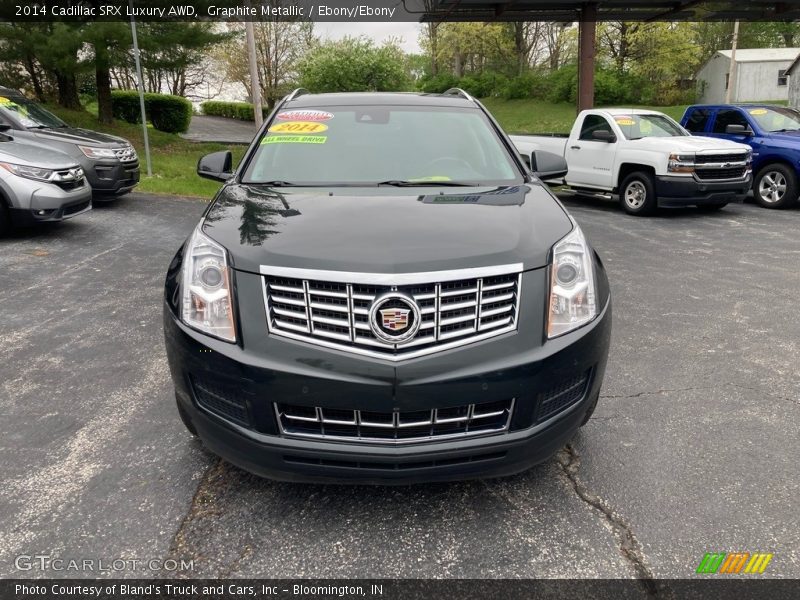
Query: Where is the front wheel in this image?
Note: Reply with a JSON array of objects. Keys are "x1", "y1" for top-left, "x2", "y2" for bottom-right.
[
  {"x1": 754, "y1": 164, "x2": 798, "y2": 209},
  {"x1": 619, "y1": 171, "x2": 657, "y2": 216}
]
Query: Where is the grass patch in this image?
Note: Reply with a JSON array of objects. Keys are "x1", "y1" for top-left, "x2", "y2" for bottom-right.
[{"x1": 44, "y1": 98, "x2": 694, "y2": 198}]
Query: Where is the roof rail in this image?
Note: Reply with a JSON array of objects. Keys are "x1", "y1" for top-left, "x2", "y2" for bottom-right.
[
  {"x1": 286, "y1": 88, "x2": 309, "y2": 102},
  {"x1": 442, "y1": 88, "x2": 475, "y2": 103}
]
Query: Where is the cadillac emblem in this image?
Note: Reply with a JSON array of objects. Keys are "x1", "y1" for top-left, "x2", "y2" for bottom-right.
[
  {"x1": 380, "y1": 308, "x2": 410, "y2": 331},
  {"x1": 369, "y1": 293, "x2": 421, "y2": 344}
]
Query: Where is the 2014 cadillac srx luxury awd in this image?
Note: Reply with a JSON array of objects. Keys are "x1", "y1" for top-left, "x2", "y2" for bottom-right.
[{"x1": 163, "y1": 90, "x2": 611, "y2": 483}]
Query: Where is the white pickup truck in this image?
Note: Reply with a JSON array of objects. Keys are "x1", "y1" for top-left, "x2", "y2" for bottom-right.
[{"x1": 511, "y1": 108, "x2": 753, "y2": 215}]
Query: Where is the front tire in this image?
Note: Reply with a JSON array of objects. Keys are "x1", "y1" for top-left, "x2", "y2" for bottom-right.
[
  {"x1": 619, "y1": 171, "x2": 657, "y2": 216},
  {"x1": 754, "y1": 164, "x2": 797, "y2": 209}
]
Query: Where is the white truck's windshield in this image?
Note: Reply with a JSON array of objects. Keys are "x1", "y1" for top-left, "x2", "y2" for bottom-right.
[
  {"x1": 242, "y1": 105, "x2": 522, "y2": 186},
  {"x1": 612, "y1": 114, "x2": 687, "y2": 140}
]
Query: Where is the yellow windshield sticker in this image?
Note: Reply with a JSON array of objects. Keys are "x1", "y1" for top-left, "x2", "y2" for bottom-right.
[
  {"x1": 408, "y1": 176, "x2": 452, "y2": 182},
  {"x1": 615, "y1": 117, "x2": 635, "y2": 126},
  {"x1": 0, "y1": 97, "x2": 9, "y2": 104},
  {"x1": 262, "y1": 135, "x2": 326, "y2": 144},
  {"x1": 268, "y1": 121, "x2": 328, "y2": 134},
  {"x1": 749, "y1": 108, "x2": 768, "y2": 115}
]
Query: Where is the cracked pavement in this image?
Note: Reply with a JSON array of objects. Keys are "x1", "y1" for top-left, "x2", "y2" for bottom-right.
[{"x1": 0, "y1": 193, "x2": 798, "y2": 579}]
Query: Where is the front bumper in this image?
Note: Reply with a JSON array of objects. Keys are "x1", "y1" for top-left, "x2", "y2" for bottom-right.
[
  {"x1": 655, "y1": 174, "x2": 751, "y2": 207},
  {"x1": 84, "y1": 158, "x2": 140, "y2": 197},
  {"x1": 163, "y1": 263, "x2": 611, "y2": 483},
  {"x1": 8, "y1": 180, "x2": 92, "y2": 225}
]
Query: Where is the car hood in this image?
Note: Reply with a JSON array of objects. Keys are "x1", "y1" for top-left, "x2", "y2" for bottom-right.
[
  {"x1": 31, "y1": 126, "x2": 130, "y2": 147},
  {"x1": 764, "y1": 130, "x2": 800, "y2": 144},
  {"x1": 632, "y1": 135, "x2": 751, "y2": 154},
  {"x1": 202, "y1": 183, "x2": 573, "y2": 274},
  {"x1": 0, "y1": 138, "x2": 79, "y2": 169}
]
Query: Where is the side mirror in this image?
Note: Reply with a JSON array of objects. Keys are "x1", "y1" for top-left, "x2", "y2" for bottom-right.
[
  {"x1": 531, "y1": 150, "x2": 568, "y2": 181},
  {"x1": 592, "y1": 130, "x2": 616, "y2": 143},
  {"x1": 197, "y1": 151, "x2": 233, "y2": 182},
  {"x1": 0, "y1": 123, "x2": 11, "y2": 132},
  {"x1": 519, "y1": 152, "x2": 532, "y2": 170},
  {"x1": 725, "y1": 124, "x2": 752, "y2": 136}
]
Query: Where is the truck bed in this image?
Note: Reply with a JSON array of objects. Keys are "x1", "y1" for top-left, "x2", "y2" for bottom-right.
[{"x1": 510, "y1": 134, "x2": 569, "y2": 158}]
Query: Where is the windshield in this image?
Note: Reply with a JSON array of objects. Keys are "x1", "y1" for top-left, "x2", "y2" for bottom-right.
[
  {"x1": 745, "y1": 106, "x2": 800, "y2": 132},
  {"x1": 0, "y1": 95, "x2": 66, "y2": 128},
  {"x1": 612, "y1": 114, "x2": 687, "y2": 140},
  {"x1": 242, "y1": 105, "x2": 522, "y2": 186}
]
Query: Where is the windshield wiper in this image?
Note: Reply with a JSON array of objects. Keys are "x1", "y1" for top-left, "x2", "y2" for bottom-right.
[
  {"x1": 771, "y1": 128, "x2": 800, "y2": 133},
  {"x1": 376, "y1": 180, "x2": 477, "y2": 187},
  {"x1": 256, "y1": 180, "x2": 298, "y2": 187}
]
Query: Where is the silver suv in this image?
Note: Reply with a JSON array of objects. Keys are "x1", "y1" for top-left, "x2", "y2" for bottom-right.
[{"x1": 0, "y1": 130, "x2": 91, "y2": 235}]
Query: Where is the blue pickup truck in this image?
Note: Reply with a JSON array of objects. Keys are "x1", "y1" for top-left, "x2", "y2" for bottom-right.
[{"x1": 681, "y1": 104, "x2": 800, "y2": 209}]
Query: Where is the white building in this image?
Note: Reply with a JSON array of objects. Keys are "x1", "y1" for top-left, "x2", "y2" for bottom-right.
[{"x1": 696, "y1": 48, "x2": 800, "y2": 104}]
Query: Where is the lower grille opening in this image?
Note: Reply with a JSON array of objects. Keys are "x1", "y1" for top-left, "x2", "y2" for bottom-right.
[
  {"x1": 695, "y1": 167, "x2": 747, "y2": 180},
  {"x1": 534, "y1": 370, "x2": 591, "y2": 423},
  {"x1": 192, "y1": 377, "x2": 251, "y2": 427},
  {"x1": 276, "y1": 398, "x2": 514, "y2": 444},
  {"x1": 62, "y1": 199, "x2": 90, "y2": 216},
  {"x1": 283, "y1": 451, "x2": 507, "y2": 471}
]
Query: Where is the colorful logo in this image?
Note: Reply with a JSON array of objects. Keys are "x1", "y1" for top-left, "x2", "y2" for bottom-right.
[
  {"x1": 696, "y1": 552, "x2": 773, "y2": 574},
  {"x1": 380, "y1": 308, "x2": 410, "y2": 332}
]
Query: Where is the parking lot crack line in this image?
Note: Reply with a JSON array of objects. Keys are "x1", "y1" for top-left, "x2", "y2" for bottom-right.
[
  {"x1": 164, "y1": 457, "x2": 227, "y2": 578},
  {"x1": 556, "y1": 444, "x2": 663, "y2": 597}
]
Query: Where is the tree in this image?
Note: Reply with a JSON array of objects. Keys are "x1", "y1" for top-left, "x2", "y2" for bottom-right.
[
  {"x1": 298, "y1": 37, "x2": 408, "y2": 93},
  {"x1": 84, "y1": 22, "x2": 130, "y2": 123},
  {"x1": 215, "y1": 21, "x2": 314, "y2": 109},
  {"x1": 505, "y1": 22, "x2": 544, "y2": 74}
]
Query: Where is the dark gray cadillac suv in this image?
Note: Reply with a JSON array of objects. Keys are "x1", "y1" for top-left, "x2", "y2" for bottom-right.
[{"x1": 163, "y1": 89, "x2": 611, "y2": 483}]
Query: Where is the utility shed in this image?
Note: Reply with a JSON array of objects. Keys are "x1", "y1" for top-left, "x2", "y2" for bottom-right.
[
  {"x1": 785, "y1": 53, "x2": 800, "y2": 109},
  {"x1": 696, "y1": 48, "x2": 800, "y2": 104}
]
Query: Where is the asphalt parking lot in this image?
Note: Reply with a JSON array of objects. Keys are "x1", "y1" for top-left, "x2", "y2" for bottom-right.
[{"x1": 1, "y1": 193, "x2": 798, "y2": 581}]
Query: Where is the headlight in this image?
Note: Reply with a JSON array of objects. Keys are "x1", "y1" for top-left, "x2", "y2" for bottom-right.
[
  {"x1": 0, "y1": 162, "x2": 54, "y2": 182},
  {"x1": 181, "y1": 225, "x2": 236, "y2": 342},
  {"x1": 547, "y1": 224, "x2": 597, "y2": 338},
  {"x1": 668, "y1": 153, "x2": 696, "y2": 173},
  {"x1": 79, "y1": 145, "x2": 118, "y2": 159}
]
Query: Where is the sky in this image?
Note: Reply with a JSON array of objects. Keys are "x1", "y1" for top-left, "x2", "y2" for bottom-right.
[{"x1": 317, "y1": 22, "x2": 423, "y2": 54}]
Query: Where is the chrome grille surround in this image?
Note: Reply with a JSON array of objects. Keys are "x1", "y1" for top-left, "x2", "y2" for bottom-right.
[
  {"x1": 693, "y1": 150, "x2": 750, "y2": 182},
  {"x1": 260, "y1": 264, "x2": 523, "y2": 360},
  {"x1": 275, "y1": 399, "x2": 515, "y2": 444}
]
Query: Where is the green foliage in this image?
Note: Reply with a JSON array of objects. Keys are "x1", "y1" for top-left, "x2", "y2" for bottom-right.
[
  {"x1": 418, "y1": 73, "x2": 460, "y2": 94},
  {"x1": 201, "y1": 101, "x2": 267, "y2": 122},
  {"x1": 500, "y1": 73, "x2": 547, "y2": 100},
  {"x1": 111, "y1": 90, "x2": 193, "y2": 133},
  {"x1": 147, "y1": 94, "x2": 193, "y2": 134},
  {"x1": 298, "y1": 37, "x2": 409, "y2": 93}
]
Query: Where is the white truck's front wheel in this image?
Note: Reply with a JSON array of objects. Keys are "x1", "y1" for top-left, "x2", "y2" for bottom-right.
[{"x1": 620, "y1": 171, "x2": 657, "y2": 216}]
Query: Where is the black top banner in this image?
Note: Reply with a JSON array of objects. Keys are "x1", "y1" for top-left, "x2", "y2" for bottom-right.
[{"x1": 4, "y1": 0, "x2": 800, "y2": 23}]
